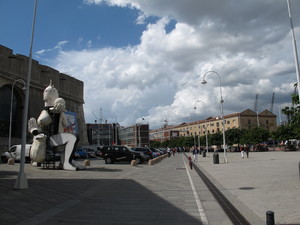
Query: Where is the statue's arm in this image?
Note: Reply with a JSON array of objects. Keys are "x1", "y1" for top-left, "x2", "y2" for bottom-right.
[{"x1": 28, "y1": 118, "x2": 42, "y2": 135}]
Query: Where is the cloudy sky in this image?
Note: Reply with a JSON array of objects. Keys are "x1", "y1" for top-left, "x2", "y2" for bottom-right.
[{"x1": 1, "y1": 0, "x2": 300, "y2": 129}]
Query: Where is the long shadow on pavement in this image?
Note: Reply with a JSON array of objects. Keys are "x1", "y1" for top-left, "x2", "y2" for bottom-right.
[{"x1": 0, "y1": 178, "x2": 202, "y2": 225}]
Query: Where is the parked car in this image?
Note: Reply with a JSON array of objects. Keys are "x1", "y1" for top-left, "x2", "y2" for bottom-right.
[
  {"x1": 73, "y1": 146, "x2": 100, "y2": 159},
  {"x1": 1, "y1": 144, "x2": 32, "y2": 163},
  {"x1": 150, "y1": 148, "x2": 162, "y2": 157},
  {"x1": 98, "y1": 145, "x2": 146, "y2": 164},
  {"x1": 254, "y1": 145, "x2": 269, "y2": 152},
  {"x1": 131, "y1": 147, "x2": 152, "y2": 160},
  {"x1": 73, "y1": 148, "x2": 89, "y2": 159}
]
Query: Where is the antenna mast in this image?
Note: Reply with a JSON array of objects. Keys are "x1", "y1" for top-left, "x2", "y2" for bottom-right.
[{"x1": 270, "y1": 92, "x2": 275, "y2": 112}]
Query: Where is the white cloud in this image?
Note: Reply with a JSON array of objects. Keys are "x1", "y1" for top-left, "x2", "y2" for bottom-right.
[
  {"x1": 35, "y1": 40, "x2": 69, "y2": 57},
  {"x1": 48, "y1": 0, "x2": 300, "y2": 128}
]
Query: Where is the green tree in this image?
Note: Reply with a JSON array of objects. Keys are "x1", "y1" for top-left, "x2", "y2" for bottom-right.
[
  {"x1": 240, "y1": 127, "x2": 269, "y2": 145},
  {"x1": 209, "y1": 132, "x2": 222, "y2": 146},
  {"x1": 271, "y1": 124, "x2": 297, "y2": 141},
  {"x1": 281, "y1": 84, "x2": 300, "y2": 124},
  {"x1": 225, "y1": 128, "x2": 243, "y2": 146},
  {"x1": 281, "y1": 83, "x2": 300, "y2": 138}
]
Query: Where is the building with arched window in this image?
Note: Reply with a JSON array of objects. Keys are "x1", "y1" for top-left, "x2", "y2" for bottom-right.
[{"x1": 0, "y1": 45, "x2": 88, "y2": 152}]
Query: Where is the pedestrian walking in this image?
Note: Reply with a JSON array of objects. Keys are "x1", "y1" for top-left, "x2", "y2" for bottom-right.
[
  {"x1": 188, "y1": 156, "x2": 193, "y2": 169},
  {"x1": 192, "y1": 146, "x2": 199, "y2": 162},
  {"x1": 167, "y1": 147, "x2": 171, "y2": 157},
  {"x1": 245, "y1": 145, "x2": 250, "y2": 158},
  {"x1": 240, "y1": 146, "x2": 245, "y2": 158}
]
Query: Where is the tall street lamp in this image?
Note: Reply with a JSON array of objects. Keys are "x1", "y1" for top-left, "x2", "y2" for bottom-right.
[
  {"x1": 137, "y1": 117, "x2": 145, "y2": 147},
  {"x1": 194, "y1": 100, "x2": 209, "y2": 155},
  {"x1": 15, "y1": 0, "x2": 38, "y2": 189},
  {"x1": 287, "y1": 0, "x2": 300, "y2": 103},
  {"x1": 201, "y1": 71, "x2": 228, "y2": 163},
  {"x1": 9, "y1": 79, "x2": 26, "y2": 149}
]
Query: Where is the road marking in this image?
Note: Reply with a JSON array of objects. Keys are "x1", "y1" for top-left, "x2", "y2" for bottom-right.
[{"x1": 183, "y1": 155, "x2": 209, "y2": 225}]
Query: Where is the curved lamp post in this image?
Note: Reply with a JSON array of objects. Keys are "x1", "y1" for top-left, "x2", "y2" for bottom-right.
[
  {"x1": 201, "y1": 71, "x2": 228, "y2": 163},
  {"x1": 9, "y1": 79, "x2": 26, "y2": 149},
  {"x1": 194, "y1": 100, "x2": 209, "y2": 155}
]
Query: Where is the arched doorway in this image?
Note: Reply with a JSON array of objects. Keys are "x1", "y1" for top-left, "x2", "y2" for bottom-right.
[{"x1": 0, "y1": 84, "x2": 24, "y2": 141}]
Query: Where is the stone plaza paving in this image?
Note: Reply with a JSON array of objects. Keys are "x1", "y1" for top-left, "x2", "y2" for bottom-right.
[
  {"x1": 196, "y1": 150, "x2": 300, "y2": 225},
  {"x1": 0, "y1": 150, "x2": 299, "y2": 225}
]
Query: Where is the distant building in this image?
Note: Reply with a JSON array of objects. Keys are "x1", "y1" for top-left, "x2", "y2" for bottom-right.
[
  {"x1": 86, "y1": 123, "x2": 119, "y2": 146},
  {"x1": 149, "y1": 128, "x2": 180, "y2": 142},
  {"x1": 149, "y1": 109, "x2": 277, "y2": 141},
  {"x1": 119, "y1": 124, "x2": 149, "y2": 147}
]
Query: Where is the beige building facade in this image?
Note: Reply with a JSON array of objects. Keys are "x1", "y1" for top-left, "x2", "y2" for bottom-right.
[
  {"x1": 150, "y1": 109, "x2": 277, "y2": 141},
  {"x1": 177, "y1": 109, "x2": 277, "y2": 137}
]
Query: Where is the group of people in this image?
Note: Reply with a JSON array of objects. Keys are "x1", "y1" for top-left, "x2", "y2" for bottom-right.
[
  {"x1": 166, "y1": 147, "x2": 176, "y2": 157},
  {"x1": 191, "y1": 145, "x2": 250, "y2": 161},
  {"x1": 240, "y1": 145, "x2": 250, "y2": 158}
]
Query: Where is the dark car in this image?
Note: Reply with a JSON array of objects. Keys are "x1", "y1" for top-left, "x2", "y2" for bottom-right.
[
  {"x1": 98, "y1": 145, "x2": 146, "y2": 164},
  {"x1": 254, "y1": 145, "x2": 269, "y2": 152},
  {"x1": 131, "y1": 147, "x2": 152, "y2": 160}
]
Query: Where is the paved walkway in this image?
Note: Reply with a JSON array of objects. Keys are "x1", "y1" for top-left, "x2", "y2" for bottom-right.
[
  {"x1": 194, "y1": 150, "x2": 300, "y2": 225},
  {"x1": 0, "y1": 151, "x2": 299, "y2": 225},
  {"x1": 0, "y1": 153, "x2": 228, "y2": 225}
]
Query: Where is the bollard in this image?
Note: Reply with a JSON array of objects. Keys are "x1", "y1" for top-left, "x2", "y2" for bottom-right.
[
  {"x1": 188, "y1": 156, "x2": 193, "y2": 169},
  {"x1": 266, "y1": 211, "x2": 275, "y2": 225},
  {"x1": 83, "y1": 159, "x2": 91, "y2": 166},
  {"x1": 131, "y1": 160, "x2": 137, "y2": 166},
  {"x1": 148, "y1": 159, "x2": 154, "y2": 165},
  {"x1": 7, "y1": 158, "x2": 14, "y2": 165},
  {"x1": 213, "y1": 152, "x2": 219, "y2": 164}
]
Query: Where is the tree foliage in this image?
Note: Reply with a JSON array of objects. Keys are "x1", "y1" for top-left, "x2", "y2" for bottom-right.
[
  {"x1": 280, "y1": 83, "x2": 300, "y2": 139},
  {"x1": 240, "y1": 127, "x2": 269, "y2": 145}
]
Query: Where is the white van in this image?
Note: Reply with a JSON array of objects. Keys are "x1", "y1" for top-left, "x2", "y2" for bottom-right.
[{"x1": 1, "y1": 144, "x2": 32, "y2": 163}]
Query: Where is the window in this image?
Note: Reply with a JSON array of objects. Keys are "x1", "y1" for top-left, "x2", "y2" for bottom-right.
[{"x1": 227, "y1": 120, "x2": 230, "y2": 124}]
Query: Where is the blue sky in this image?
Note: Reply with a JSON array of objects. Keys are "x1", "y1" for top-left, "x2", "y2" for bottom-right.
[
  {"x1": 1, "y1": 0, "x2": 300, "y2": 128},
  {"x1": 1, "y1": 0, "x2": 151, "y2": 58}
]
